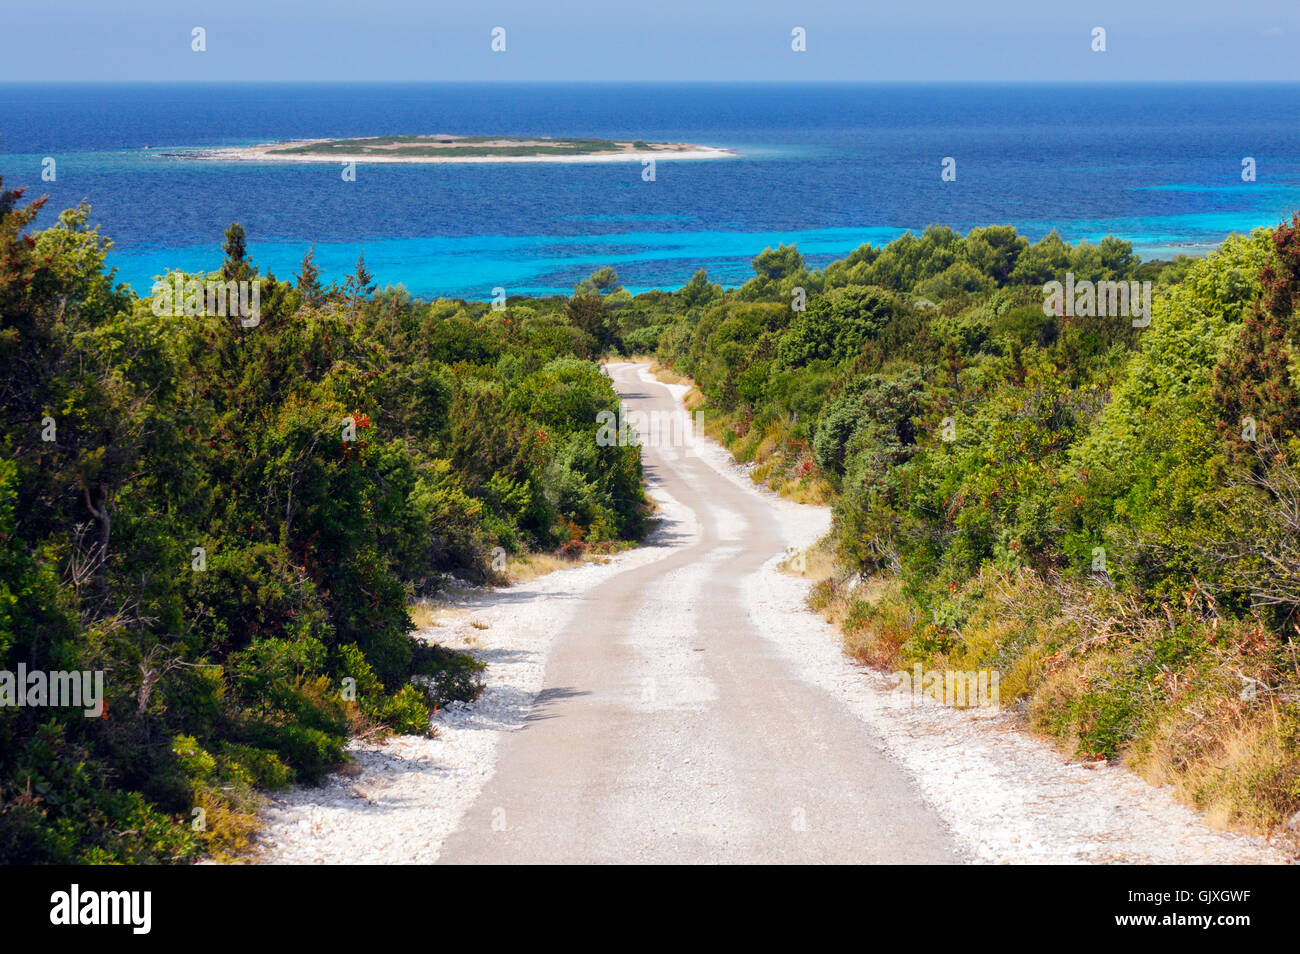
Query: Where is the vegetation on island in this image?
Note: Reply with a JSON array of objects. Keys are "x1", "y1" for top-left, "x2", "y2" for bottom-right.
[{"x1": 265, "y1": 135, "x2": 676, "y2": 159}]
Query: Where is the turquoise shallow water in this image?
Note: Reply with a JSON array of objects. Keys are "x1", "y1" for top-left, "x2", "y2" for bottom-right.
[
  {"x1": 111, "y1": 226, "x2": 914, "y2": 299},
  {"x1": 3, "y1": 82, "x2": 1300, "y2": 298}
]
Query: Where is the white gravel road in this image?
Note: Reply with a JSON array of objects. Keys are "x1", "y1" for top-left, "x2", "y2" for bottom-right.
[{"x1": 254, "y1": 363, "x2": 1291, "y2": 865}]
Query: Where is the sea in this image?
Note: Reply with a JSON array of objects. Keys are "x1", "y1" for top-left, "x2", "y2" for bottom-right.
[{"x1": 2, "y1": 82, "x2": 1299, "y2": 300}]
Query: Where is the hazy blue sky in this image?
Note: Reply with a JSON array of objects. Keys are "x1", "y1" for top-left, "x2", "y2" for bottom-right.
[{"x1": 6, "y1": 0, "x2": 1299, "y2": 82}]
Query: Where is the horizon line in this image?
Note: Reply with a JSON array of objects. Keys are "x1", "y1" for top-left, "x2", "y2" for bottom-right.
[{"x1": 4, "y1": 78, "x2": 1300, "y2": 86}]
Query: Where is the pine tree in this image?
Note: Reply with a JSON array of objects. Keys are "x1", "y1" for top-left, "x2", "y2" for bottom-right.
[
  {"x1": 1213, "y1": 213, "x2": 1300, "y2": 457},
  {"x1": 565, "y1": 293, "x2": 611, "y2": 357},
  {"x1": 345, "y1": 251, "x2": 375, "y2": 308},
  {"x1": 296, "y1": 244, "x2": 323, "y2": 305},
  {"x1": 221, "y1": 222, "x2": 253, "y2": 282}
]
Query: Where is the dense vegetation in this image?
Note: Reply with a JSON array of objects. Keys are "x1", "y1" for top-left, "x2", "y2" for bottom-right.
[
  {"x1": 619, "y1": 223, "x2": 1300, "y2": 835},
  {"x1": 6, "y1": 166, "x2": 1298, "y2": 859},
  {"x1": 268, "y1": 136, "x2": 667, "y2": 158},
  {"x1": 0, "y1": 178, "x2": 645, "y2": 862}
]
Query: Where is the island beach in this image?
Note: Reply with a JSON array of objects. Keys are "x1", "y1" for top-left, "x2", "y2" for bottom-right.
[{"x1": 172, "y1": 134, "x2": 737, "y2": 164}]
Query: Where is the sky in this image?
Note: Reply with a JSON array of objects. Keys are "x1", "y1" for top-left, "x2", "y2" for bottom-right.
[{"x1": 4, "y1": 0, "x2": 1299, "y2": 83}]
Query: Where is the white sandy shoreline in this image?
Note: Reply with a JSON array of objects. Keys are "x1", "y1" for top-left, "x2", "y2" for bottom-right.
[{"x1": 164, "y1": 143, "x2": 737, "y2": 165}]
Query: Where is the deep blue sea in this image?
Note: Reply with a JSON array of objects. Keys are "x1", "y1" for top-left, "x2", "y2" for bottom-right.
[{"x1": 3, "y1": 83, "x2": 1300, "y2": 299}]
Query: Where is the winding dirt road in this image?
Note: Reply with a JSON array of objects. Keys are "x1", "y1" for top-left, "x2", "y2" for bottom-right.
[
  {"x1": 260, "y1": 362, "x2": 1287, "y2": 865},
  {"x1": 435, "y1": 363, "x2": 961, "y2": 863}
]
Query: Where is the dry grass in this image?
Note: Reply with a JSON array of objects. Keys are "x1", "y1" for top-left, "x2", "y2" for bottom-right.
[
  {"x1": 194, "y1": 786, "x2": 265, "y2": 863},
  {"x1": 748, "y1": 421, "x2": 785, "y2": 463},
  {"x1": 768, "y1": 472, "x2": 836, "y2": 506},
  {"x1": 801, "y1": 561, "x2": 914, "y2": 670},
  {"x1": 778, "y1": 542, "x2": 837, "y2": 581},
  {"x1": 838, "y1": 577, "x2": 919, "y2": 670},
  {"x1": 691, "y1": 397, "x2": 834, "y2": 505},
  {"x1": 806, "y1": 562, "x2": 1300, "y2": 849},
  {"x1": 1119, "y1": 639, "x2": 1300, "y2": 843},
  {"x1": 1135, "y1": 696, "x2": 1296, "y2": 831},
  {"x1": 409, "y1": 599, "x2": 469, "y2": 631},
  {"x1": 504, "y1": 552, "x2": 587, "y2": 582}
]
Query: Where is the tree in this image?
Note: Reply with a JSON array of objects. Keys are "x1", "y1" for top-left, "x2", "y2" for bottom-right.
[
  {"x1": 221, "y1": 222, "x2": 253, "y2": 283},
  {"x1": 752, "y1": 244, "x2": 805, "y2": 282},
  {"x1": 575, "y1": 266, "x2": 621, "y2": 297},
  {"x1": 566, "y1": 294, "x2": 612, "y2": 356},
  {"x1": 777, "y1": 285, "x2": 898, "y2": 368},
  {"x1": 1213, "y1": 213, "x2": 1300, "y2": 454},
  {"x1": 963, "y1": 225, "x2": 1027, "y2": 285},
  {"x1": 344, "y1": 251, "x2": 376, "y2": 313},
  {"x1": 1007, "y1": 230, "x2": 1070, "y2": 286},
  {"x1": 296, "y1": 245, "x2": 323, "y2": 306},
  {"x1": 680, "y1": 268, "x2": 721, "y2": 309}
]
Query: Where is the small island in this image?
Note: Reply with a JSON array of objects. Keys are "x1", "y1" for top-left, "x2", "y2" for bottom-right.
[{"x1": 177, "y1": 134, "x2": 736, "y2": 164}]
